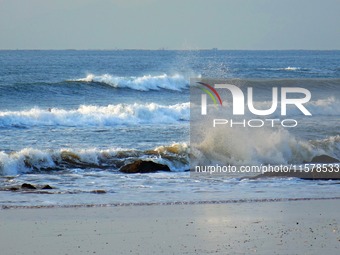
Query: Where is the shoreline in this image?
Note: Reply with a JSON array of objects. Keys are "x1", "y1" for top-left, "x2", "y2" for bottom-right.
[
  {"x1": 1, "y1": 196, "x2": 340, "y2": 210},
  {"x1": 1, "y1": 199, "x2": 339, "y2": 255}
]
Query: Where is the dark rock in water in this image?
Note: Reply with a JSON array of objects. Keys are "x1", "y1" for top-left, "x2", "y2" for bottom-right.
[
  {"x1": 41, "y1": 185, "x2": 53, "y2": 190},
  {"x1": 309, "y1": 155, "x2": 340, "y2": 163},
  {"x1": 120, "y1": 160, "x2": 171, "y2": 173},
  {"x1": 3, "y1": 183, "x2": 54, "y2": 192},
  {"x1": 250, "y1": 154, "x2": 340, "y2": 180},
  {"x1": 309, "y1": 170, "x2": 340, "y2": 180},
  {"x1": 21, "y1": 183, "x2": 37, "y2": 189}
]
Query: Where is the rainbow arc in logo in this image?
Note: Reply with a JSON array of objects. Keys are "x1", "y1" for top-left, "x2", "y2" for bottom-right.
[{"x1": 196, "y1": 82, "x2": 222, "y2": 106}]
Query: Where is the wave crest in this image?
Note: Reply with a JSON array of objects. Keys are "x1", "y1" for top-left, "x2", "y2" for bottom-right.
[
  {"x1": 0, "y1": 103, "x2": 190, "y2": 128},
  {"x1": 72, "y1": 73, "x2": 189, "y2": 91}
]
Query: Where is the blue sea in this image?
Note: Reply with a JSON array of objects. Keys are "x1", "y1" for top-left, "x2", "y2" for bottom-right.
[{"x1": 0, "y1": 50, "x2": 339, "y2": 207}]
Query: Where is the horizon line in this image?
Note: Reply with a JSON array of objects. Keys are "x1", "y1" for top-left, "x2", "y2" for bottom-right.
[{"x1": 1, "y1": 48, "x2": 340, "y2": 51}]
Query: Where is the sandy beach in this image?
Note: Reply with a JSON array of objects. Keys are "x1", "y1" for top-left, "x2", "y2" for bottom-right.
[{"x1": 1, "y1": 199, "x2": 339, "y2": 255}]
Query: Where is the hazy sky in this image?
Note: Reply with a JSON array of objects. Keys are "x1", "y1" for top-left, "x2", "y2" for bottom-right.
[{"x1": 0, "y1": 0, "x2": 339, "y2": 50}]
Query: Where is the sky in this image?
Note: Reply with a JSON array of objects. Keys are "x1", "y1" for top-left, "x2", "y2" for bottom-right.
[{"x1": 0, "y1": 0, "x2": 339, "y2": 50}]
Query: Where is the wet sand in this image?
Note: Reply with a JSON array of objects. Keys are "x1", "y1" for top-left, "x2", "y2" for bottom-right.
[{"x1": 0, "y1": 199, "x2": 339, "y2": 255}]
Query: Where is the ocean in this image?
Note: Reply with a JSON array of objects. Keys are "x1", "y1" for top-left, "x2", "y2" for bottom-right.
[{"x1": 0, "y1": 50, "x2": 339, "y2": 207}]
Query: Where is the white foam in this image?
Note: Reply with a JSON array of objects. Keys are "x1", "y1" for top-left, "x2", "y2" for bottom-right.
[
  {"x1": 283, "y1": 66, "x2": 300, "y2": 71},
  {"x1": 257, "y1": 67, "x2": 309, "y2": 72},
  {"x1": 192, "y1": 126, "x2": 338, "y2": 166},
  {"x1": 73, "y1": 73, "x2": 189, "y2": 91},
  {"x1": 0, "y1": 103, "x2": 190, "y2": 128},
  {"x1": 0, "y1": 151, "x2": 21, "y2": 176},
  {"x1": 311, "y1": 135, "x2": 340, "y2": 154}
]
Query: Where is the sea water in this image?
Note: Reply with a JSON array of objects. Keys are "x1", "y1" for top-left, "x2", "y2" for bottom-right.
[{"x1": 0, "y1": 50, "x2": 339, "y2": 207}]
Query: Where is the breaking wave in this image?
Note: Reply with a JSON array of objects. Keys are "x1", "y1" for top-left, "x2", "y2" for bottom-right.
[
  {"x1": 257, "y1": 67, "x2": 310, "y2": 72},
  {"x1": 281, "y1": 66, "x2": 308, "y2": 71},
  {"x1": 0, "y1": 143, "x2": 190, "y2": 176},
  {"x1": 1, "y1": 134, "x2": 339, "y2": 176},
  {"x1": 71, "y1": 73, "x2": 190, "y2": 91},
  {"x1": 191, "y1": 127, "x2": 340, "y2": 166},
  {"x1": 0, "y1": 103, "x2": 190, "y2": 128}
]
